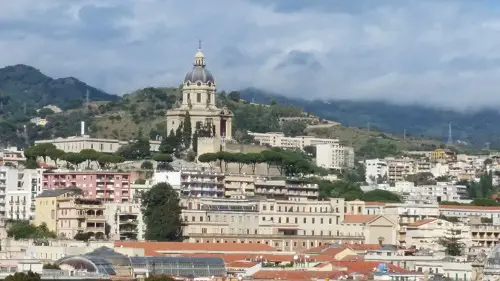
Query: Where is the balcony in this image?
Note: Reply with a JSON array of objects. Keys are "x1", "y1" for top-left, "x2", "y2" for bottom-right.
[
  {"x1": 86, "y1": 215, "x2": 106, "y2": 221},
  {"x1": 85, "y1": 226, "x2": 105, "y2": 233}
]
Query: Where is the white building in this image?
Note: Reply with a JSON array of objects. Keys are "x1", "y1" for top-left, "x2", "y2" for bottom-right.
[
  {"x1": 105, "y1": 202, "x2": 145, "y2": 241},
  {"x1": 2, "y1": 167, "x2": 41, "y2": 221},
  {"x1": 248, "y1": 132, "x2": 339, "y2": 149},
  {"x1": 365, "y1": 159, "x2": 388, "y2": 184},
  {"x1": 315, "y1": 143, "x2": 355, "y2": 170}
]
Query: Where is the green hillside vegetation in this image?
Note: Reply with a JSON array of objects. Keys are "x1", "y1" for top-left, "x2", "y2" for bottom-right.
[{"x1": 0, "y1": 64, "x2": 117, "y2": 147}]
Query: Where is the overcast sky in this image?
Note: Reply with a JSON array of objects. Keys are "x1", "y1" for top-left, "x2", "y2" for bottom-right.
[{"x1": 2, "y1": 0, "x2": 500, "y2": 109}]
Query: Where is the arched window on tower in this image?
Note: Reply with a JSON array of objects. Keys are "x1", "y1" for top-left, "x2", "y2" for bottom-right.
[
  {"x1": 207, "y1": 93, "x2": 211, "y2": 104},
  {"x1": 197, "y1": 93, "x2": 201, "y2": 103}
]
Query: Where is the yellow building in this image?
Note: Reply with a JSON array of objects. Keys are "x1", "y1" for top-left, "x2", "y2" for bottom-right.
[
  {"x1": 35, "y1": 188, "x2": 106, "y2": 239},
  {"x1": 430, "y1": 149, "x2": 455, "y2": 162},
  {"x1": 35, "y1": 189, "x2": 74, "y2": 232}
]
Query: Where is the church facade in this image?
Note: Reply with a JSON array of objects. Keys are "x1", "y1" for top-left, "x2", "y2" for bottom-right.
[{"x1": 166, "y1": 46, "x2": 233, "y2": 139}]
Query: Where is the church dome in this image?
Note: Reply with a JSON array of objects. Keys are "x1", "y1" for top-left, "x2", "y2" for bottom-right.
[
  {"x1": 184, "y1": 44, "x2": 215, "y2": 85},
  {"x1": 184, "y1": 66, "x2": 215, "y2": 84}
]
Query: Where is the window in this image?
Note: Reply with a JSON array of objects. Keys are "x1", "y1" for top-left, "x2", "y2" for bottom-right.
[
  {"x1": 197, "y1": 93, "x2": 201, "y2": 102},
  {"x1": 303, "y1": 218, "x2": 307, "y2": 223}
]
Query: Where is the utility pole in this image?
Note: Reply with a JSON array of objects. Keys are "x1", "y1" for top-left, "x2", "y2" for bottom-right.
[
  {"x1": 447, "y1": 122, "x2": 453, "y2": 147},
  {"x1": 403, "y1": 129, "x2": 406, "y2": 141}
]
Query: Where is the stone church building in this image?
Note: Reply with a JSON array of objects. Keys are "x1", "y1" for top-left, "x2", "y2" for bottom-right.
[{"x1": 166, "y1": 46, "x2": 233, "y2": 139}]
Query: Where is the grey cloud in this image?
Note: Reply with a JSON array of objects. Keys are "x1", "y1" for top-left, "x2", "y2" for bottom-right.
[{"x1": 2, "y1": 0, "x2": 500, "y2": 109}]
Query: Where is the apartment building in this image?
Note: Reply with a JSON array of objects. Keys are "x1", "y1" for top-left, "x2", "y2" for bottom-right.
[
  {"x1": 315, "y1": 143, "x2": 355, "y2": 170},
  {"x1": 224, "y1": 174, "x2": 255, "y2": 197},
  {"x1": 105, "y1": 202, "x2": 145, "y2": 241},
  {"x1": 386, "y1": 159, "x2": 414, "y2": 182},
  {"x1": 181, "y1": 196, "x2": 397, "y2": 251},
  {"x1": 0, "y1": 167, "x2": 41, "y2": 221},
  {"x1": 179, "y1": 170, "x2": 225, "y2": 198},
  {"x1": 247, "y1": 132, "x2": 339, "y2": 149},
  {"x1": 0, "y1": 147, "x2": 26, "y2": 167},
  {"x1": 365, "y1": 159, "x2": 388, "y2": 184},
  {"x1": 42, "y1": 171, "x2": 134, "y2": 203},
  {"x1": 35, "y1": 189, "x2": 106, "y2": 239},
  {"x1": 254, "y1": 178, "x2": 319, "y2": 200}
]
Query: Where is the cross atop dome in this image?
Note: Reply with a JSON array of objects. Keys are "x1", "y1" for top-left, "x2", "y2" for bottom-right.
[{"x1": 194, "y1": 40, "x2": 206, "y2": 67}]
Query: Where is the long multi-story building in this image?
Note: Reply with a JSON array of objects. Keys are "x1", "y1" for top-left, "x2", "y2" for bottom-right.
[
  {"x1": 247, "y1": 132, "x2": 339, "y2": 149},
  {"x1": 315, "y1": 143, "x2": 355, "y2": 170},
  {"x1": 35, "y1": 189, "x2": 106, "y2": 239},
  {"x1": 42, "y1": 171, "x2": 134, "y2": 203},
  {"x1": 181, "y1": 196, "x2": 397, "y2": 251}
]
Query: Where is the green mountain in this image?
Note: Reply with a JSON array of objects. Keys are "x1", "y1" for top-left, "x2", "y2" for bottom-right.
[
  {"x1": 239, "y1": 88, "x2": 499, "y2": 149},
  {"x1": 0, "y1": 64, "x2": 118, "y2": 147}
]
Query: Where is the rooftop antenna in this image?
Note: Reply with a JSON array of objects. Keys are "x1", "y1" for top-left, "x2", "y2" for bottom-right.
[
  {"x1": 447, "y1": 122, "x2": 453, "y2": 146},
  {"x1": 23, "y1": 102, "x2": 27, "y2": 115},
  {"x1": 198, "y1": 39, "x2": 202, "y2": 50}
]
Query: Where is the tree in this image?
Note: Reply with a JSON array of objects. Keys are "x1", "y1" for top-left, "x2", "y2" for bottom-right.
[
  {"x1": 362, "y1": 189, "x2": 402, "y2": 203},
  {"x1": 246, "y1": 153, "x2": 264, "y2": 174},
  {"x1": 60, "y1": 152, "x2": 85, "y2": 168},
  {"x1": 141, "y1": 161, "x2": 154, "y2": 170},
  {"x1": 228, "y1": 91, "x2": 240, "y2": 102},
  {"x1": 182, "y1": 111, "x2": 192, "y2": 148},
  {"x1": 46, "y1": 148, "x2": 65, "y2": 167},
  {"x1": 31, "y1": 143, "x2": 56, "y2": 163},
  {"x1": 233, "y1": 153, "x2": 249, "y2": 173},
  {"x1": 142, "y1": 182, "x2": 183, "y2": 241},
  {"x1": 80, "y1": 149, "x2": 101, "y2": 168},
  {"x1": 192, "y1": 131, "x2": 198, "y2": 154},
  {"x1": 438, "y1": 228, "x2": 464, "y2": 256},
  {"x1": 159, "y1": 129, "x2": 177, "y2": 154},
  {"x1": 7, "y1": 221, "x2": 56, "y2": 239},
  {"x1": 303, "y1": 145, "x2": 316, "y2": 157},
  {"x1": 282, "y1": 120, "x2": 307, "y2": 137},
  {"x1": 5, "y1": 271, "x2": 41, "y2": 281},
  {"x1": 261, "y1": 150, "x2": 283, "y2": 174},
  {"x1": 74, "y1": 232, "x2": 92, "y2": 241},
  {"x1": 37, "y1": 108, "x2": 55, "y2": 118},
  {"x1": 153, "y1": 154, "x2": 173, "y2": 171},
  {"x1": 198, "y1": 153, "x2": 217, "y2": 168}
]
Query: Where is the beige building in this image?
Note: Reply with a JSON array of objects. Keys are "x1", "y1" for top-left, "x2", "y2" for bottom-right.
[
  {"x1": 166, "y1": 46, "x2": 233, "y2": 140},
  {"x1": 35, "y1": 189, "x2": 106, "y2": 239},
  {"x1": 248, "y1": 132, "x2": 339, "y2": 149},
  {"x1": 180, "y1": 196, "x2": 397, "y2": 251},
  {"x1": 35, "y1": 135, "x2": 161, "y2": 154}
]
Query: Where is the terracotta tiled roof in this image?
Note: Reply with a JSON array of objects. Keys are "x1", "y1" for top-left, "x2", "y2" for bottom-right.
[
  {"x1": 342, "y1": 215, "x2": 378, "y2": 224},
  {"x1": 340, "y1": 255, "x2": 363, "y2": 261},
  {"x1": 252, "y1": 270, "x2": 346, "y2": 280},
  {"x1": 114, "y1": 241, "x2": 277, "y2": 256},
  {"x1": 440, "y1": 205, "x2": 500, "y2": 211},
  {"x1": 226, "y1": 261, "x2": 259, "y2": 269},
  {"x1": 407, "y1": 218, "x2": 437, "y2": 227}
]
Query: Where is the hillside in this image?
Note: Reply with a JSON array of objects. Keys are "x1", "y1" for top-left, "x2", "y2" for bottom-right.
[
  {"x1": 240, "y1": 88, "x2": 499, "y2": 149},
  {"x1": 0, "y1": 64, "x2": 449, "y2": 155},
  {"x1": 0, "y1": 65, "x2": 119, "y2": 147}
]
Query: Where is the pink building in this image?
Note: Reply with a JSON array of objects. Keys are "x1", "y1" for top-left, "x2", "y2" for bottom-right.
[{"x1": 42, "y1": 171, "x2": 136, "y2": 203}]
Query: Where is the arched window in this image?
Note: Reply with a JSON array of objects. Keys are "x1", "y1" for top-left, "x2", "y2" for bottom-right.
[
  {"x1": 197, "y1": 93, "x2": 201, "y2": 102},
  {"x1": 207, "y1": 93, "x2": 211, "y2": 104}
]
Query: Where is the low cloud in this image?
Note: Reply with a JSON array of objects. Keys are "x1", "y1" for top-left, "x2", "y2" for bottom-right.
[{"x1": 1, "y1": 0, "x2": 500, "y2": 110}]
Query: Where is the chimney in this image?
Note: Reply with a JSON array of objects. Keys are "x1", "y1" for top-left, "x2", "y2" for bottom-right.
[{"x1": 81, "y1": 121, "x2": 85, "y2": 136}]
